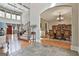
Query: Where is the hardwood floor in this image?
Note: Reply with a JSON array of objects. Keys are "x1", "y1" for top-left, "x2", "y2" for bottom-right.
[
  {"x1": 19, "y1": 39, "x2": 31, "y2": 48},
  {"x1": 41, "y1": 38, "x2": 71, "y2": 49}
]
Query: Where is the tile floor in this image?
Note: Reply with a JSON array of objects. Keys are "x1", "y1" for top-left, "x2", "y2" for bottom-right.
[
  {"x1": 11, "y1": 43, "x2": 79, "y2": 56},
  {"x1": 0, "y1": 34, "x2": 30, "y2": 56},
  {"x1": 0, "y1": 35, "x2": 79, "y2": 56}
]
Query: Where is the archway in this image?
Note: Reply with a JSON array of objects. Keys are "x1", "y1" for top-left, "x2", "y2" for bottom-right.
[{"x1": 40, "y1": 4, "x2": 72, "y2": 50}]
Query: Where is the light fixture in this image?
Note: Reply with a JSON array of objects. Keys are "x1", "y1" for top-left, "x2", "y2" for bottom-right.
[{"x1": 56, "y1": 12, "x2": 64, "y2": 21}]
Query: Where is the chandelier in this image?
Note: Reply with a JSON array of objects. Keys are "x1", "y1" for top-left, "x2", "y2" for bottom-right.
[{"x1": 56, "y1": 13, "x2": 64, "y2": 21}]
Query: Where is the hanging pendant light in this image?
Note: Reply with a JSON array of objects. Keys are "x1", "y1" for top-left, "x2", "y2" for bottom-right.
[{"x1": 57, "y1": 12, "x2": 64, "y2": 21}]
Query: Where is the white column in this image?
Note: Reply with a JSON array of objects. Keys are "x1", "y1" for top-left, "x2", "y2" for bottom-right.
[
  {"x1": 29, "y1": 3, "x2": 52, "y2": 42},
  {"x1": 71, "y1": 4, "x2": 79, "y2": 51},
  {"x1": 30, "y1": 5, "x2": 40, "y2": 42},
  {"x1": 78, "y1": 4, "x2": 79, "y2": 52}
]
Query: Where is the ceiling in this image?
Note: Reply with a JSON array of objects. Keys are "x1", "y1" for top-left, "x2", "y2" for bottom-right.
[
  {"x1": 0, "y1": 3, "x2": 30, "y2": 14},
  {"x1": 40, "y1": 5, "x2": 72, "y2": 21}
]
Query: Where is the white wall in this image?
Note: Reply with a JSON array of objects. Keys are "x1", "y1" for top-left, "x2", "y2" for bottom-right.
[
  {"x1": 78, "y1": 4, "x2": 79, "y2": 53},
  {"x1": 21, "y1": 11, "x2": 30, "y2": 25},
  {"x1": 71, "y1": 4, "x2": 79, "y2": 52}
]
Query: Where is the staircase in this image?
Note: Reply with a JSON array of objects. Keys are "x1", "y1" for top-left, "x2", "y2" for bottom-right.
[{"x1": 19, "y1": 21, "x2": 31, "y2": 40}]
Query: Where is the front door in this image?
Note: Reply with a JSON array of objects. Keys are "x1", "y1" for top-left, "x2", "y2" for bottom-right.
[{"x1": 7, "y1": 25, "x2": 13, "y2": 34}]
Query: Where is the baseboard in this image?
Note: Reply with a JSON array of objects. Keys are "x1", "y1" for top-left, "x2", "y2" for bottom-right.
[
  {"x1": 71, "y1": 45, "x2": 79, "y2": 52},
  {"x1": 77, "y1": 47, "x2": 79, "y2": 53}
]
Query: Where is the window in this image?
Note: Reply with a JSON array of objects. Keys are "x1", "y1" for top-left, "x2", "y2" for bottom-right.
[
  {"x1": 0, "y1": 10, "x2": 21, "y2": 20},
  {"x1": 6, "y1": 13, "x2": 11, "y2": 19},
  {"x1": 17, "y1": 15, "x2": 21, "y2": 20},
  {"x1": 12, "y1": 14, "x2": 16, "y2": 20},
  {"x1": 0, "y1": 11, "x2": 5, "y2": 17}
]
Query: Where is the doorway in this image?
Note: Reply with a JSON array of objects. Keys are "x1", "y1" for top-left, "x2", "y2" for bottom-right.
[
  {"x1": 40, "y1": 5, "x2": 72, "y2": 50},
  {"x1": 45, "y1": 23, "x2": 48, "y2": 37},
  {"x1": 7, "y1": 24, "x2": 13, "y2": 34}
]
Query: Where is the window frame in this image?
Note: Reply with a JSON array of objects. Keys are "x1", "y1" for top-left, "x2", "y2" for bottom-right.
[
  {"x1": 0, "y1": 10, "x2": 21, "y2": 20},
  {"x1": 11, "y1": 14, "x2": 16, "y2": 20},
  {"x1": 0, "y1": 10, "x2": 5, "y2": 18},
  {"x1": 16, "y1": 15, "x2": 21, "y2": 20},
  {"x1": 5, "y1": 12, "x2": 11, "y2": 19}
]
